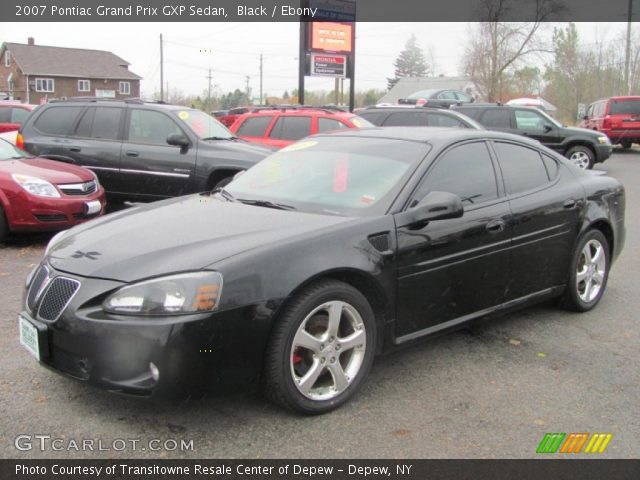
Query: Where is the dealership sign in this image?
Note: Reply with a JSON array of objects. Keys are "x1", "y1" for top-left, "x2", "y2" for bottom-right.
[
  {"x1": 311, "y1": 22, "x2": 353, "y2": 53},
  {"x1": 308, "y1": 0, "x2": 356, "y2": 22},
  {"x1": 311, "y1": 53, "x2": 346, "y2": 77}
]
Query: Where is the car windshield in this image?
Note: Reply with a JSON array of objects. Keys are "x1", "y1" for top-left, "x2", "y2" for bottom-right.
[
  {"x1": 0, "y1": 138, "x2": 30, "y2": 160},
  {"x1": 610, "y1": 99, "x2": 640, "y2": 115},
  {"x1": 172, "y1": 109, "x2": 235, "y2": 140},
  {"x1": 408, "y1": 89, "x2": 438, "y2": 99},
  {"x1": 226, "y1": 136, "x2": 430, "y2": 217}
]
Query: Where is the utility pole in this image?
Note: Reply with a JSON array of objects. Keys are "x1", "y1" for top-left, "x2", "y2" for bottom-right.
[
  {"x1": 245, "y1": 76, "x2": 250, "y2": 103},
  {"x1": 206, "y1": 68, "x2": 213, "y2": 107},
  {"x1": 259, "y1": 53, "x2": 263, "y2": 105},
  {"x1": 160, "y1": 34, "x2": 164, "y2": 102},
  {"x1": 625, "y1": 0, "x2": 633, "y2": 95}
]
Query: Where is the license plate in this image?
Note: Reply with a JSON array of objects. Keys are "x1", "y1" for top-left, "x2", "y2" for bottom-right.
[
  {"x1": 19, "y1": 315, "x2": 40, "y2": 361},
  {"x1": 84, "y1": 200, "x2": 102, "y2": 215}
]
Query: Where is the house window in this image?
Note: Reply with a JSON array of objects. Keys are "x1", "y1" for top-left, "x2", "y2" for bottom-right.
[
  {"x1": 119, "y1": 81, "x2": 130, "y2": 95},
  {"x1": 78, "y1": 79, "x2": 90, "y2": 92},
  {"x1": 35, "y1": 78, "x2": 54, "y2": 93},
  {"x1": 4, "y1": 51, "x2": 10, "y2": 67}
]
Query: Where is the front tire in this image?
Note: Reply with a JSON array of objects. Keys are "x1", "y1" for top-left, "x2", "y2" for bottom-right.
[
  {"x1": 565, "y1": 145, "x2": 595, "y2": 170},
  {"x1": 0, "y1": 205, "x2": 8, "y2": 243},
  {"x1": 620, "y1": 140, "x2": 632, "y2": 149},
  {"x1": 561, "y1": 230, "x2": 610, "y2": 312},
  {"x1": 263, "y1": 280, "x2": 376, "y2": 414}
]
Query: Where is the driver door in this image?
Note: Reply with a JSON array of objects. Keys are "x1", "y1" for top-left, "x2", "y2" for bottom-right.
[
  {"x1": 514, "y1": 109, "x2": 564, "y2": 152},
  {"x1": 394, "y1": 141, "x2": 512, "y2": 340}
]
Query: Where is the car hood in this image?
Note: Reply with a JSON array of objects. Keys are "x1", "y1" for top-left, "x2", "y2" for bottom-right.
[
  {"x1": 563, "y1": 126, "x2": 605, "y2": 138},
  {"x1": 0, "y1": 157, "x2": 95, "y2": 184},
  {"x1": 198, "y1": 138, "x2": 272, "y2": 159},
  {"x1": 47, "y1": 195, "x2": 351, "y2": 282}
]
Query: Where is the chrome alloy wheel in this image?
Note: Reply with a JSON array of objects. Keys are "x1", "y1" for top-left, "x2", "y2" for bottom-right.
[
  {"x1": 570, "y1": 151, "x2": 591, "y2": 169},
  {"x1": 290, "y1": 300, "x2": 366, "y2": 401},
  {"x1": 576, "y1": 239, "x2": 607, "y2": 303}
]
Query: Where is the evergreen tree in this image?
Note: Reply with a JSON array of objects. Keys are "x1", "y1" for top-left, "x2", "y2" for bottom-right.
[{"x1": 387, "y1": 34, "x2": 429, "y2": 90}]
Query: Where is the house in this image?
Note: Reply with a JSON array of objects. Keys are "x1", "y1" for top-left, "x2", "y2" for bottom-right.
[
  {"x1": 0, "y1": 38, "x2": 141, "y2": 104},
  {"x1": 378, "y1": 76, "x2": 479, "y2": 105}
]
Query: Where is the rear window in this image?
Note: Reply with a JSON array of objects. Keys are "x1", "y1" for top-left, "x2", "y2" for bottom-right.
[
  {"x1": 480, "y1": 109, "x2": 512, "y2": 128},
  {"x1": 33, "y1": 106, "x2": 83, "y2": 135},
  {"x1": 358, "y1": 111, "x2": 387, "y2": 126},
  {"x1": 609, "y1": 99, "x2": 640, "y2": 115},
  {"x1": 317, "y1": 118, "x2": 348, "y2": 133},
  {"x1": 494, "y1": 142, "x2": 550, "y2": 195},
  {"x1": 269, "y1": 116, "x2": 312, "y2": 141},
  {"x1": 11, "y1": 108, "x2": 30, "y2": 123},
  {"x1": 237, "y1": 116, "x2": 273, "y2": 137},
  {"x1": 428, "y1": 113, "x2": 464, "y2": 127}
]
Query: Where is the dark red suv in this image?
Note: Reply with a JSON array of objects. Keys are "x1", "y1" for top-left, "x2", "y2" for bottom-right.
[
  {"x1": 581, "y1": 96, "x2": 640, "y2": 148},
  {"x1": 230, "y1": 106, "x2": 373, "y2": 149},
  {"x1": 0, "y1": 102, "x2": 37, "y2": 133}
]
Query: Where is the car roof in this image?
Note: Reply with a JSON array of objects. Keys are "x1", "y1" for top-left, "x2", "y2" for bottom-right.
[
  {"x1": 0, "y1": 101, "x2": 36, "y2": 108},
  {"x1": 314, "y1": 126, "x2": 544, "y2": 148},
  {"x1": 362, "y1": 106, "x2": 457, "y2": 113},
  {"x1": 238, "y1": 107, "x2": 354, "y2": 117},
  {"x1": 45, "y1": 98, "x2": 190, "y2": 111}
]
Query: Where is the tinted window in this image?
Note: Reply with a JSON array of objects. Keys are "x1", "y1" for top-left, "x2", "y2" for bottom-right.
[
  {"x1": 411, "y1": 142, "x2": 498, "y2": 207},
  {"x1": 494, "y1": 142, "x2": 550, "y2": 194},
  {"x1": 269, "y1": 116, "x2": 312, "y2": 141},
  {"x1": 385, "y1": 111, "x2": 428, "y2": 126},
  {"x1": 515, "y1": 110, "x2": 545, "y2": 131},
  {"x1": 128, "y1": 109, "x2": 183, "y2": 145},
  {"x1": 428, "y1": 113, "x2": 464, "y2": 127},
  {"x1": 480, "y1": 109, "x2": 511, "y2": 128},
  {"x1": 609, "y1": 99, "x2": 640, "y2": 115},
  {"x1": 542, "y1": 154, "x2": 560, "y2": 180},
  {"x1": 34, "y1": 106, "x2": 83, "y2": 135},
  {"x1": 74, "y1": 107, "x2": 122, "y2": 140},
  {"x1": 237, "y1": 116, "x2": 273, "y2": 137},
  {"x1": 455, "y1": 107, "x2": 480, "y2": 119},
  {"x1": 438, "y1": 91, "x2": 457, "y2": 100},
  {"x1": 0, "y1": 108, "x2": 10, "y2": 122},
  {"x1": 11, "y1": 108, "x2": 29, "y2": 123},
  {"x1": 358, "y1": 111, "x2": 387, "y2": 126},
  {"x1": 317, "y1": 118, "x2": 348, "y2": 133},
  {"x1": 456, "y1": 92, "x2": 472, "y2": 102}
]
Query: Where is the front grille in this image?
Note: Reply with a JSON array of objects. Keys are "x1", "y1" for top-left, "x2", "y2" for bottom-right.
[
  {"x1": 37, "y1": 277, "x2": 81, "y2": 322},
  {"x1": 59, "y1": 180, "x2": 98, "y2": 196},
  {"x1": 26, "y1": 265, "x2": 50, "y2": 311}
]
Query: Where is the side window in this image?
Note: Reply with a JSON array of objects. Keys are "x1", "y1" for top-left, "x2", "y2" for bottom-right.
[
  {"x1": 438, "y1": 91, "x2": 457, "y2": 100},
  {"x1": 33, "y1": 106, "x2": 83, "y2": 135},
  {"x1": 0, "y1": 108, "x2": 11, "y2": 122},
  {"x1": 10, "y1": 108, "x2": 30, "y2": 124},
  {"x1": 493, "y1": 142, "x2": 551, "y2": 195},
  {"x1": 479, "y1": 109, "x2": 511, "y2": 128},
  {"x1": 455, "y1": 91, "x2": 472, "y2": 102},
  {"x1": 317, "y1": 118, "x2": 348, "y2": 133},
  {"x1": 236, "y1": 116, "x2": 273, "y2": 137},
  {"x1": 357, "y1": 111, "x2": 386, "y2": 126},
  {"x1": 410, "y1": 142, "x2": 498, "y2": 207},
  {"x1": 427, "y1": 113, "x2": 463, "y2": 127},
  {"x1": 269, "y1": 116, "x2": 312, "y2": 141},
  {"x1": 514, "y1": 110, "x2": 545, "y2": 131},
  {"x1": 586, "y1": 104, "x2": 594, "y2": 117},
  {"x1": 385, "y1": 112, "x2": 428, "y2": 126},
  {"x1": 541, "y1": 154, "x2": 560, "y2": 180},
  {"x1": 91, "y1": 107, "x2": 123, "y2": 140},
  {"x1": 128, "y1": 109, "x2": 183, "y2": 145}
]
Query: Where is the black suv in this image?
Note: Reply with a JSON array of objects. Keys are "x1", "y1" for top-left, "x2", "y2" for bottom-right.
[
  {"x1": 18, "y1": 99, "x2": 270, "y2": 201},
  {"x1": 358, "y1": 106, "x2": 482, "y2": 129},
  {"x1": 451, "y1": 104, "x2": 612, "y2": 169}
]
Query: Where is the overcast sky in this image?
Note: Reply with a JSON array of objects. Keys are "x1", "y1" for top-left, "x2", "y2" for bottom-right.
[{"x1": 0, "y1": 22, "x2": 633, "y2": 99}]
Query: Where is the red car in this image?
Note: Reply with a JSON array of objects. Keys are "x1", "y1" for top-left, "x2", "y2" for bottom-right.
[
  {"x1": 0, "y1": 138, "x2": 106, "y2": 241},
  {"x1": 581, "y1": 96, "x2": 640, "y2": 148},
  {"x1": 0, "y1": 102, "x2": 37, "y2": 133},
  {"x1": 230, "y1": 106, "x2": 373, "y2": 149}
]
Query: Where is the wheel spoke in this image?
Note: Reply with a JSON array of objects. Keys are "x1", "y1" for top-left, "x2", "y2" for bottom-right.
[
  {"x1": 297, "y1": 359, "x2": 324, "y2": 394},
  {"x1": 593, "y1": 270, "x2": 605, "y2": 285},
  {"x1": 326, "y1": 302, "x2": 343, "y2": 338},
  {"x1": 583, "y1": 278, "x2": 593, "y2": 301},
  {"x1": 293, "y1": 329, "x2": 323, "y2": 353},
  {"x1": 328, "y1": 362, "x2": 349, "y2": 392},
  {"x1": 591, "y1": 245, "x2": 602, "y2": 264},
  {"x1": 576, "y1": 268, "x2": 589, "y2": 283},
  {"x1": 338, "y1": 329, "x2": 365, "y2": 352},
  {"x1": 583, "y1": 245, "x2": 594, "y2": 264}
]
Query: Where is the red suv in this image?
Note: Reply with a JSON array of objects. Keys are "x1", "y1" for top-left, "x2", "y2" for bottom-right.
[
  {"x1": 230, "y1": 106, "x2": 373, "y2": 149},
  {"x1": 581, "y1": 96, "x2": 640, "y2": 148},
  {"x1": 0, "y1": 102, "x2": 37, "y2": 133}
]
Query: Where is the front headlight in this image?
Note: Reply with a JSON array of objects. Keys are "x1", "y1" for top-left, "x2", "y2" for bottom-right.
[
  {"x1": 597, "y1": 136, "x2": 611, "y2": 144},
  {"x1": 103, "y1": 271, "x2": 223, "y2": 316},
  {"x1": 12, "y1": 174, "x2": 61, "y2": 198}
]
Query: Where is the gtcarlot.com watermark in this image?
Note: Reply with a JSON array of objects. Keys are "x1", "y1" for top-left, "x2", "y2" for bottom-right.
[{"x1": 14, "y1": 434, "x2": 194, "y2": 452}]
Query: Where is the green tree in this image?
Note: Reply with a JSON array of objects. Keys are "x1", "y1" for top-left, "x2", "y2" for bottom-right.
[{"x1": 387, "y1": 34, "x2": 429, "y2": 90}]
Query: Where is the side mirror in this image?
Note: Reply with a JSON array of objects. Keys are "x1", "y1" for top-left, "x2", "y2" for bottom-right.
[
  {"x1": 543, "y1": 124, "x2": 553, "y2": 133},
  {"x1": 470, "y1": 97, "x2": 475, "y2": 103},
  {"x1": 167, "y1": 133, "x2": 190, "y2": 150},
  {"x1": 396, "y1": 191, "x2": 464, "y2": 228}
]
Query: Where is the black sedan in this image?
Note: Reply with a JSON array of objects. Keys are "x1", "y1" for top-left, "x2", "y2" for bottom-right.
[
  {"x1": 18, "y1": 128, "x2": 625, "y2": 414},
  {"x1": 398, "y1": 88, "x2": 475, "y2": 108}
]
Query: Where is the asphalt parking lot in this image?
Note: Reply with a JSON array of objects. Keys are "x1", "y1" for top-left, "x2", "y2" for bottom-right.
[{"x1": 1, "y1": 151, "x2": 638, "y2": 460}]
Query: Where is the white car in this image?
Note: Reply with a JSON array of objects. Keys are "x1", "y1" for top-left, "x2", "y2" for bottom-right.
[{"x1": 0, "y1": 130, "x2": 17, "y2": 145}]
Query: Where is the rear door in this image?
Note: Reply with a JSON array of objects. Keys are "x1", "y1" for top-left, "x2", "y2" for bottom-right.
[
  {"x1": 477, "y1": 108, "x2": 514, "y2": 133},
  {"x1": 119, "y1": 108, "x2": 197, "y2": 199},
  {"x1": 266, "y1": 115, "x2": 313, "y2": 148},
  {"x1": 234, "y1": 115, "x2": 275, "y2": 145}
]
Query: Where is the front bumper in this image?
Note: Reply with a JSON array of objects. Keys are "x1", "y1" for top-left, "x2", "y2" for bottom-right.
[
  {"x1": 594, "y1": 143, "x2": 613, "y2": 163},
  {"x1": 19, "y1": 268, "x2": 276, "y2": 397}
]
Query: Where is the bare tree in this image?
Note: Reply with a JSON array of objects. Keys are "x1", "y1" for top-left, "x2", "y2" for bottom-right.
[{"x1": 462, "y1": 0, "x2": 563, "y2": 101}]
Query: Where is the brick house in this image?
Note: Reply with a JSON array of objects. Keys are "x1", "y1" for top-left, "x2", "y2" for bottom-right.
[{"x1": 0, "y1": 37, "x2": 141, "y2": 104}]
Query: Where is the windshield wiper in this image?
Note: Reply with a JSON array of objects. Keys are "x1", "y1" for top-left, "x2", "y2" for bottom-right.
[
  {"x1": 238, "y1": 198, "x2": 297, "y2": 211},
  {"x1": 210, "y1": 187, "x2": 237, "y2": 202}
]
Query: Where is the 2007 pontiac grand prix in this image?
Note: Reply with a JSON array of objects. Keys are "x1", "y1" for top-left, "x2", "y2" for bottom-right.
[{"x1": 18, "y1": 127, "x2": 625, "y2": 414}]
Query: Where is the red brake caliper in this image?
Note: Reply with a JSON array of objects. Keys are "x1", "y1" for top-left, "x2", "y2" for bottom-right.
[{"x1": 292, "y1": 348, "x2": 303, "y2": 365}]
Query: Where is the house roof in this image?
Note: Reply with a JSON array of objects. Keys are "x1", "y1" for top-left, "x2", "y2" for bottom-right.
[
  {"x1": 1, "y1": 42, "x2": 142, "y2": 80},
  {"x1": 378, "y1": 76, "x2": 475, "y2": 104}
]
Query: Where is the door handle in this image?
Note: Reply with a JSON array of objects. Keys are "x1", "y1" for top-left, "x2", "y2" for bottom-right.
[
  {"x1": 125, "y1": 150, "x2": 139, "y2": 157},
  {"x1": 563, "y1": 199, "x2": 576, "y2": 209},
  {"x1": 486, "y1": 219, "x2": 506, "y2": 233},
  {"x1": 69, "y1": 146, "x2": 81, "y2": 152}
]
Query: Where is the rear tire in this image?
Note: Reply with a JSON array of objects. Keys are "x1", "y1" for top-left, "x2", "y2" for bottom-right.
[
  {"x1": 263, "y1": 280, "x2": 376, "y2": 414},
  {"x1": 560, "y1": 230, "x2": 610, "y2": 312},
  {"x1": 620, "y1": 140, "x2": 632, "y2": 149},
  {"x1": 565, "y1": 145, "x2": 595, "y2": 170}
]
